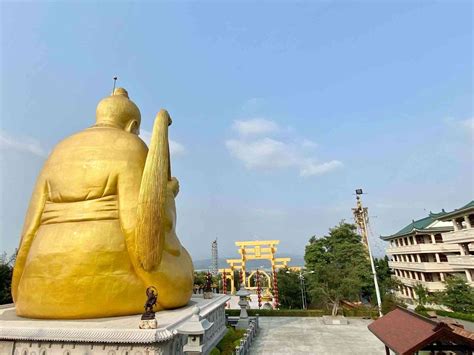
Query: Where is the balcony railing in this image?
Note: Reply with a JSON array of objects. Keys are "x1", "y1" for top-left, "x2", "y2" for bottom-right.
[
  {"x1": 442, "y1": 229, "x2": 474, "y2": 244},
  {"x1": 394, "y1": 276, "x2": 445, "y2": 292},
  {"x1": 447, "y1": 255, "x2": 474, "y2": 269},
  {"x1": 389, "y1": 261, "x2": 455, "y2": 272},
  {"x1": 386, "y1": 243, "x2": 462, "y2": 255}
]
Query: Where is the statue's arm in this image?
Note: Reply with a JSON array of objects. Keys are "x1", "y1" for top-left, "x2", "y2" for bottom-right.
[
  {"x1": 117, "y1": 151, "x2": 146, "y2": 267},
  {"x1": 119, "y1": 111, "x2": 175, "y2": 273},
  {"x1": 134, "y1": 110, "x2": 171, "y2": 272},
  {"x1": 11, "y1": 173, "x2": 48, "y2": 301}
]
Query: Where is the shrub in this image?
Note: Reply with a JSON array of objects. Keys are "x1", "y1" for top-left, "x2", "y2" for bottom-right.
[
  {"x1": 342, "y1": 306, "x2": 378, "y2": 318},
  {"x1": 415, "y1": 305, "x2": 429, "y2": 317},
  {"x1": 225, "y1": 307, "x2": 380, "y2": 318},
  {"x1": 216, "y1": 326, "x2": 245, "y2": 355},
  {"x1": 225, "y1": 309, "x2": 327, "y2": 317},
  {"x1": 210, "y1": 348, "x2": 221, "y2": 355},
  {"x1": 432, "y1": 310, "x2": 474, "y2": 322}
]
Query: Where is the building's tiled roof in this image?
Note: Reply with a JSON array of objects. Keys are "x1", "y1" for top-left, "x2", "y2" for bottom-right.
[
  {"x1": 368, "y1": 307, "x2": 474, "y2": 354},
  {"x1": 380, "y1": 211, "x2": 450, "y2": 240},
  {"x1": 439, "y1": 200, "x2": 474, "y2": 220}
]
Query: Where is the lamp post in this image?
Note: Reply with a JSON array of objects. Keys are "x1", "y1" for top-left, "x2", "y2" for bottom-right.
[{"x1": 287, "y1": 270, "x2": 314, "y2": 310}]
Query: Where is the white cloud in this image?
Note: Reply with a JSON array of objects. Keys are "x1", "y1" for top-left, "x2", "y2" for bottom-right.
[
  {"x1": 169, "y1": 140, "x2": 186, "y2": 156},
  {"x1": 461, "y1": 117, "x2": 474, "y2": 134},
  {"x1": 301, "y1": 139, "x2": 318, "y2": 149},
  {"x1": 0, "y1": 130, "x2": 48, "y2": 157},
  {"x1": 299, "y1": 160, "x2": 343, "y2": 177},
  {"x1": 226, "y1": 137, "x2": 296, "y2": 170},
  {"x1": 232, "y1": 118, "x2": 279, "y2": 136},
  {"x1": 226, "y1": 119, "x2": 342, "y2": 177},
  {"x1": 140, "y1": 130, "x2": 186, "y2": 157}
]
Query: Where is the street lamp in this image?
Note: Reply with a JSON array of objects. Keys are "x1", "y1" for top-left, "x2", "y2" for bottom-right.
[{"x1": 287, "y1": 270, "x2": 314, "y2": 309}]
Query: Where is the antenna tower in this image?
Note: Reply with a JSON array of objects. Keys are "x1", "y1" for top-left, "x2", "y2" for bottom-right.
[
  {"x1": 352, "y1": 191, "x2": 369, "y2": 249},
  {"x1": 211, "y1": 239, "x2": 218, "y2": 276},
  {"x1": 352, "y1": 189, "x2": 383, "y2": 317}
]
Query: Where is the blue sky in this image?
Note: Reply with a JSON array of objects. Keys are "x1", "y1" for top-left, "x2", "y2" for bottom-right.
[{"x1": 1, "y1": 1, "x2": 472, "y2": 261}]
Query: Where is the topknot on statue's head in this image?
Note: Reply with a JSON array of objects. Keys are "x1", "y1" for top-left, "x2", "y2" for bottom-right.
[
  {"x1": 112, "y1": 87, "x2": 129, "y2": 98},
  {"x1": 95, "y1": 87, "x2": 141, "y2": 130}
]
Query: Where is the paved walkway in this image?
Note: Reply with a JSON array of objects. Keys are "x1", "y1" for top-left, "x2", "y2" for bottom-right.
[{"x1": 249, "y1": 317, "x2": 385, "y2": 354}]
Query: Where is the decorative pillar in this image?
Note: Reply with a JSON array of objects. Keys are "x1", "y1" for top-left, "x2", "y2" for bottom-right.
[
  {"x1": 240, "y1": 247, "x2": 247, "y2": 286},
  {"x1": 435, "y1": 253, "x2": 441, "y2": 263},
  {"x1": 416, "y1": 254, "x2": 421, "y2": 263},
  {"x1": 431, "y1": 234, "x2": 436, "y2": 244},
  {"x1": 230, "y1": 268, "x2": 235, "y2": 295},
  {"x1": 222, "y1": 270, "x2": 227, "y2": 294},
  {"x1": 420, "y1": 273, "x2": 426, "y2": 282},
  {"x1": 440, "y1": 272, "x2": 445, "y2": 282},
  {"x1": 465, "y1": 270, "x2": 473, "y2": 283},
  {"x1": 453, "y1": 219, "x2": 460, "y2": 231},
  {"x1": 272, "y1": 266, "x2": 279, "y2": 309},
  {"x1": 464, "y1": 215, "x2": 472, "y2": 229},
  {"x1": 256, "y1": 269, "x2": 262, "y2": 309}
]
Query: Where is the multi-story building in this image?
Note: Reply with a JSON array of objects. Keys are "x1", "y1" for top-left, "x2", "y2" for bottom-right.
[
  {"x1": 381, "y1": 201, "x2": 474, "y2": 302},
  {"x1": 438, "y1": 201, "x2": 474, "y2": 284}
]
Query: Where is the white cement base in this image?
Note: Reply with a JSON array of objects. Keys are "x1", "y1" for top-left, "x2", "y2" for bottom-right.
[
  {"x1": 0, "y1": 294, "x2": 229, "y2": 355},
  {"x1": 322, "y1": 315, "x2": 349, "y2": 325}
]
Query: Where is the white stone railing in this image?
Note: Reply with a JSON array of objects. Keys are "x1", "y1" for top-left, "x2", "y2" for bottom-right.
[{"x1": 234, "y1": 318, "x2": 259, "y2": 355}]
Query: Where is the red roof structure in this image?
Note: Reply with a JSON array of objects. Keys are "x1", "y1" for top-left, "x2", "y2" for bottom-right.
[{"x1": 368, "y1": 307, "x2": 473, "y2": 354}]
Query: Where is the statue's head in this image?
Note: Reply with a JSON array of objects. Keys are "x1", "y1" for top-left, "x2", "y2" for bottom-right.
[{"x1": 95, "y1": 88, "x2": 141, "y2": 134}]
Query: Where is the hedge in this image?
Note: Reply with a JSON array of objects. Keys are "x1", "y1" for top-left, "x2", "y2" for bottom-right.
[
  {"x1": 414, "y1": 307, "x2": 474, "y2": 322},
  {"x1": 213, "y1": 326, "x2": 245, "y2": 355},
  {"x1": 225, "y1": 307, "x2": 378, "y2": 318},
  {"x1": 431, "y1": 309, "x2": 474, "y2": 322}
]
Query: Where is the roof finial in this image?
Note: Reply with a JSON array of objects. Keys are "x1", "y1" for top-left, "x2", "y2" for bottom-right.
[{"x1": 112, "y1": 76, "x2": 118, "y2": 95}]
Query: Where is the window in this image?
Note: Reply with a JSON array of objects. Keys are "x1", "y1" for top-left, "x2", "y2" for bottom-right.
[{"x1": 434, "y1": 234, "x2": 443, "y2": 243}]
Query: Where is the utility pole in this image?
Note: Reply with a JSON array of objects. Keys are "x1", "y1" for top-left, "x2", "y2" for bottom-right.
[{"x1": 352, "y1": 189, "x2": 383, "y2": 317}]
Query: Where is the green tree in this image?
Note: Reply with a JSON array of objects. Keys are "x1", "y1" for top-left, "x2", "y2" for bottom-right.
[
  {"x1": 0, "y1": 252, "x2": 15, "y2": 304},
  {"x1": 413, "y1": 283, "x2": 429, "y2": 307},
  {"x1": 442, "y1": 276, "x2": 474, "y2": 313},
  {"x1": 305, "y1": 222, "x2": 373, "y2": 316},
  {"x1": 374, "y1": 256, "x2": 396, "y2": 294},
  {"x1": 276, "y1": 269, "x2": 304, "y2": 309},
  {"x1": 194, "y1": 271, "x2": 207, "y2": 287}
]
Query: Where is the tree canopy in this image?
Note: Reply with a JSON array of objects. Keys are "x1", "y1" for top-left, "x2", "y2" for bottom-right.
[
  {"x1": 304, "y1": 222, "x2": 373, "y2": 315},
  {"x1": 276, "y1": 269, "x2": 304, "y2": 309},
  {"x1": 442, "y1": 276, "x2": 474, "y2": 314},
  {"x1": 0, "y1": 252, "x2": 15, "y2": 305}
]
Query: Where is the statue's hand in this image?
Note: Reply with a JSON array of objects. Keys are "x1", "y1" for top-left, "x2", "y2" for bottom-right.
[{"x1": 168, "y1": 177, "x2": 179, "y2": 197}]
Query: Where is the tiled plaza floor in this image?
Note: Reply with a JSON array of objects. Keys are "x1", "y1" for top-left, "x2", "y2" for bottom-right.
[{"x1": 249, "y1": 316, "x2": 385, "y2": 355}]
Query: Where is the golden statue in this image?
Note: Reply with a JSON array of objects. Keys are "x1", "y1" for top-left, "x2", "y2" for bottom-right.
[{"x1": 11, "y1": 88, "x2": 194, "y2": 319}]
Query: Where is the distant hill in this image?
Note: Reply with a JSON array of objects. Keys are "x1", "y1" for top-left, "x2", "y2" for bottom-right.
[{"x1": 193, "y1": 254, "x2": 305, "y2": 271}]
